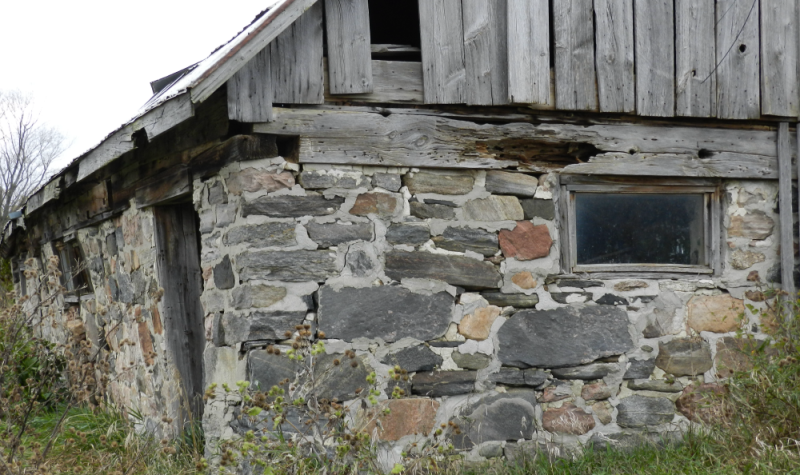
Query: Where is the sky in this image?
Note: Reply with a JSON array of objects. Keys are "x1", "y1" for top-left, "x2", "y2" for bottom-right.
[{"x1": 0, "y1": 0, "x2": 280, "y2": 170}]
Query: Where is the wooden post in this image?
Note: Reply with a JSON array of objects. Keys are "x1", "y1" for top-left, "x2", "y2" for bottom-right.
[{"x1": 778, "y1": 122, "x2": 795, "y2": 297}]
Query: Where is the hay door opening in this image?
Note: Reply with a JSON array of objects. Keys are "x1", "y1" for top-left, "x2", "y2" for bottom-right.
[{"x1": 153, "y1": 204, "x2": 205, "y2": 429}]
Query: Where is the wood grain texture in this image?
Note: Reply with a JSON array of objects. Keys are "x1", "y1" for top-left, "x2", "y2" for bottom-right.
[
  {"x1": 270, "y1": 1, "x2": 324, "y2": 104},
  {"x1": 135, "y1": 166, "x2": 191, "y2": 208},
  {"x1": 419, "y1": 0, "x2": 466, "y2": 104},
  {"x1": 594, "y1": 0, "x2": 634, "y2": 113},
  {"x1": 324, "y1": 60, "x2": 423, "y2": 103},
  {"x1": 506, "y1": 0, "x2": 550, "y2": 105},
  {"x1": 634, "y1": 0, "x2": 675, "y2": 116},
  {"x1": 553, "y1": 0, "x2": 597, "y2": 110},
  {"x1": 227, "y1": 47, "x2": 273, "y2": 122},
  {"x1": 716, "y1": 0, "x2": 760, "y2": 119},
  {"x1": 324, "y1": 0, "x2": 373, "y2": 94},
  {"x1": 777, "y1": 123, "x2": 795, "y2": 295},
  {"x1": 675, "y1": 0, "x2": 716, "y2": 117},
  {"x1": 462, "y1": 0, "x2": 508, "y2": 105},
  {"x1": 760, "y1": 0, "x2": 798, "y2": 117}
]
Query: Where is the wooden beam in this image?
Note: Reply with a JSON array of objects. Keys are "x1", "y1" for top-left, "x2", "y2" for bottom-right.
[
  {"x1": 462, "y1": 0, "x2": 508, "y2": 106},
  {"x1": 716, "y1": 0, "x2": 761, "y2": 119},
  {"x1": 324, "y1": 60, "x2": 423, "y2": 104},
  {"x1": 506, "y1": 0, "x2": 550, "y2": 106},
  {"x1": 634, "y1": 0, "x2": 675, "y2": 117},
  {"x1": 270, "y1": 1, "x2": 324, "y2": 104},
  {"x1": 778, "y1": 123, "x2": 795, "y2": 296},
  {"x1": 25, "y1": 177, "x2": 63, "y2": 216},
  {"x1": 190, "y1": 134, "x2": 280, "y2": 179},
  {"x1": 227, "y1": 46, "x2": 273, "y2": 122},
  {"x1": 553, "y1": 0, "x2": 597, "y2": 111},
  {"x1": 675, "y1": 0, "x2": 716, "y2": 117},
  {"x1": 760, "y1": 0, "x2": 798, "y2": 117},
  {"x1": 325, "y1": 0, "x2": 372, "y2": 94},
  {"x1": 419, "y1": 0, "x2": 466, "y2": 104},
  {"x1": 594, "y1": 0, "x2": 634, "y2": 113},
  {"x1": 135, "y1": 166, "x2": 191, "y2": 208}
]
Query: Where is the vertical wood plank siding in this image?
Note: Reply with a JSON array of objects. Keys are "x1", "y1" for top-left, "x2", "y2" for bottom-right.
[
  {"x1": 778, "y1": 123, "x2": 795, "y2": 296},
  {"x1": 325, "y1": 0, "x2": 373, "y2": 94},
  {"x1": 594, "y1": 0, "x2": 635, "y2": 113},
  {"x1": 270, "y1": 1, "x2": 324, "y2": 104},
  {"x1": 716, "y1": 0, "x2": 760, "y2": 119},
  {"x1": 227, "y1": 47, "x2": 273, "y2": 122},
  {"x1": 462, "y1": 0, "x2": 509, "y2": 105},
  {"x1": 420, "y1": 0, "x2": 467, "y2": 104},
  {"x1": 634, "y1": 0, "x2": 675, "y2": 117},
  {"x1": 675, "y1": 0, "x2": 716, "y2": 117},
  {"x1": 554, "y1": 0, "x2": 598, "y2": 111},
  {"x1": 760, "y1": 0, "x2": 798, "y2": 117},
  {"x1": 506, "y1": 0, "x2": 550, "y2": 105}
]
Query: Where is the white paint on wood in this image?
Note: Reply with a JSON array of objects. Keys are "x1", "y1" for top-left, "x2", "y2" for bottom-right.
[
  {"x1": 462, "y1": 0, "x2": 508, "y2": 105},
  {"x1": 506, "y1": 0, "x2": 550, "y2": 105},
  {"x1": 777, "y1": 123, "x2": 795, "y2": 294},
  {"x1": 325, "y1": 0, "x2": 373, "y2": 94},
  {"x1": 594, "y1": 0, "x2": 635, "y2": 113},
  {"x1": 760, "y1": 0, "x2": 798, "y2": 117},
  {"x1": 324, "y1": 60, "x2": 423, "y2": 103},
  {"x1": 419, "y1": 0, "x2": 466, "y2": 104},
  {"x1": 635, "y1": 0, "x2": 675, "y2": 117},
  {"x1": 675, "y1": 0, "x2": 716, "y2": 117},
  {"x1": 554, "y1": 0, "x2": 597, "y2": 111},
  {"x1": 716, "y1": 0, "x2": 760, "y2": 119},
  {"x1": 227, "y1": 47, "x2": 273, "y2": 122},
  {"x1": 270, "y1": 1, "x2": 324, "y2": 104}
]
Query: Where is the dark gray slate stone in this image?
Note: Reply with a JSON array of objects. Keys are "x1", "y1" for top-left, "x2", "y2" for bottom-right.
[
  {"x1": 428, "y1": 341, "x2": 463, "y2": 348},
  {"x1": 627, "y1": 379, "x2": 683, "y2": 392},
  {"x1": 433, "y1": 227, "x2": 499, "y2": 257},
  {"x1": 380, "y1": 345, "x2": 443, "y2": 373},
  {"x1": 317, "y1": 285, "x2": 453, "y2": 342},
  {"x1": 117, "y1": 273, "x2": 134, "y2": 304},
  {"x1": 655, "y1": 339, "x2": 713, "y2": 376},
  {"x1": 208, "y1": 181, "x2": 228, "y2": 205},
  {"x1": 345, "y1": 249, "x2": 375, "y2": 277},
  {"x1": 521, "y1": 198, "x2": 556, "y2": 221},
  {"x1": 222, "y1": 311, "x2": 307, "y2": 344},
  {"x1": 425, "y1": 199, "x2": 457, "y2": 207},
  {"x1": 224, "y1": 223, "x2": 297, "y2": 248},
  {"x1": 488, "y1": 368, "x2": 548, "y2": 389},
  {"x1": 412, "y1": 371, "x2": 477, "y2": 397},
  {"x1": 248, "y1": 350, "x2": 301, "y2": 391},
  {"x1": 485, "y1": 171, "x2": 538, "y2": 197},
  {"x1": 410, "y1": 202, "x2": 456, "y2": 219},
  {"x1": 524, "y1": 369, "x2": 548, "y2": 388},
  {"x1": 386, "y1": 224, "x2": 430, "y2": 246},
  {"x1": 214, "y1": 255, "x2": 236, "y2": 290},
  {"x1": 306, "y1": 222, "x2": 373, "y2": 248},
  {"x1": 242, "y1": 195, "x2": 345, "y2": 218},
  {"x1": 550, "y1": 362, "x2": 620, "y2": 380},
  {"x1": 237, "y1": 250, "x2": 338, "y2": 282},
  {"x1": 299, "y1": 171, "x2": 368, "y2": 189},
  {"x1": 588, "y1": 431, "x2": 682, "y2": 452},
  {"x1": 451, "y1": 389, "x2": 538, "y2": 449},
  {"x1": 404, "y1": 172, "x2": 474, "y2": 195},
  {"x1": 555, "y1": 279, "x2": 604, "y2": 289},
  {"x1": 624, "y1": 358, "x2": 657, "y2": 379},
  {"x1": 497, "y1": 306, "x2": 634, "y2": 368},
  {"x1": 617, "y1": 395, "x2": 676, "y2": 428},
  {"x1": 311, "y1": 354, "x2": 371, "y2": 402},
  {"x1": 385, "y1": 251, "x2": 502, "y2": 289},
  {"x1": 108, "y1": 277, "x2": 119, "y2": 301},
  {"x1": 481, "y1": 292, "x2": 540, "y2": 308},
  {"x1": 550, "y1": 292, "x2": 593, "y2": 304},
  {"x1": 452, "y1": 352, "x2": 492, "y2": 370},
  {"x1": 596, "y1": 294, "x2": 629, "y2": 306},
  {"x1": 230, "y1": 285, "x2": 287, "y2": 309},
  {"x1": 372, "y1": 173, "x2": 402, "y2": 192},
  {"x1": 105, "y1": 232, "x2": 118, "y2": 257}
]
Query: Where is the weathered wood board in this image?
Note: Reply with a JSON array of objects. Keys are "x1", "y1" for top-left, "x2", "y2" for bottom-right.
[
  {"x1": 227, "y1": 47, "x2": 273, "y2": 122},
  {"x1": 675, "y1": 0, "x2": 716, "y2": 117},
  {"x1": 270, "y1": 1, "x2": 324, "y2": 104},
  {"x1": 760, "y1": 0, "x2": 798, "y2": 117},
  {"x1": 419, "y1": 0, "x2": 466, "y2": 104},
  {"x1": 594, "y1": 0, "x2": 634, "y2": 113},
  {"x1": 506, "y1": 0, "x2": 550, "y2": 105},
  {"x1": 635, "y1": 0, "x2": 675, "y2": 116},
  {"x1": 553, "y1": 0, "x2": 597, "y2": 110},
  {"x1": 324, "y1": 60, "x2": 423, "y2": 103},
  {"x1": 777, "y1": 123, "x2": 795, "y2": 295},
  {"x1": 716, "y1": 0, "x2": 760, "y2": 119},
  {"x1": 462, "y1": 0, "x2": 508, "y2": 105},
  {"x1": 324, "y1": 0, "x2": 373, "y2": 94}
]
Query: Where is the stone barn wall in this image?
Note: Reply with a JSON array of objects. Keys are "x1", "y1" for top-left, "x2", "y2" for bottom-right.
[{"x1": 195, "y1": 153, "x2": 780, "y2": 460}]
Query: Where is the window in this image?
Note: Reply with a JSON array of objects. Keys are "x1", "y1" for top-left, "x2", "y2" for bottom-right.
[
  {"x1": 368, "y1": 0, "x2": 421, "y2": 61},
  {"x1": 52, "y1": 238, "x2": 93, "y2": 296},
  {"x1": 559, "y1": 176, "x2": 721, "y2": 275}
]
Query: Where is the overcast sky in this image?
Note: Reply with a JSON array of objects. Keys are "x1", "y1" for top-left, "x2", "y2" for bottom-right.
[{"x1": 0, "y1": 0, "x2": 280, "y2": 170}]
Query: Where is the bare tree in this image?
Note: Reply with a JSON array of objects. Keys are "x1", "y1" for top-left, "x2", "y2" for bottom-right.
[{"x1": 0, "y1": 90, "x2": 67, "y2": 226}]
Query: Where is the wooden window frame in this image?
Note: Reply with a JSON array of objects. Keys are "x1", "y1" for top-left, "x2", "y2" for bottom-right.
[
  {"x1": 51, "y1": 237, "x2": 93, "y2": 297},
  {"x1": 558, "y1": 175, "x2": 722, "y2": 277}
]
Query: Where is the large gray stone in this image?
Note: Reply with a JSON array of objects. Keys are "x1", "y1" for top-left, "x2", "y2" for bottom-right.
[
  {"x1": 550, "y1": 362, "x2": 620, "y2": 380},
  {"x1": 208, "y1": 181, "x2": 228, "y2": 205},
  {"x1": 224, "y1": 222, "x2": 297, "y2": 248},
  {"x1": 616, "y1": 395, "x2": 676, "y2": 428},
  {"x1": 242, "y1": 195, "x2": 344, "y2": 218},
  {"x1": 299, "y1": 170, "x2": 368, "y2": 189},
  {"x1": 372, "y1": 173, "x2": 402, "y2": 192},
  {"x1": 588, "y1": 431, "x2": 682, "y2": 452},
  {"x1": 462, "y1": 196, "x2": 523, "y2": 221},
  {"x1": 411, "y1": 371, "x2": 476, "y2": 397},
  {"x1": 214, "y1": 255, "x2": 235, "y2": 290},
  {"x1": 451, "y1": 390, "x2": 538, "y2": 449},
  {"x1": 231, "y1": 285, "x2": 287, "y2": 309},
  {"x1": 452, "y1": 351, "x2": 492, "y2": 370},
  {"x1": 655, "y1": 339, "x2": 713, "y2": 376},
  {"x1": 485, "y1": 171, "x2": 538, "y2": 197},
  {"x1": 380, "y1": 345, "x2": 443, "y2": 373},
  {"x1": 488, "y1": 368, "x2": 548, "y2": 389},
  {"x1": 433, "y1": 227, "x2": 499, "y2": 257},
  {"x1": 221, "y1": 311, "x2": 307, "y2": 344},
  {"x1": 521, "y1": 198, "x2": 556, "y2": 221},
  {"x1": 386, "y1": 224, "x2": 430, "y2": 246},
  {"x1": 624, "y1": 358, "x2": 657, "y2": 379},
  {"x1": 481, "y1": 292, "x2": 540, "y2": 308},
  {"x1": 248, "y1": 350, "x2": 301, "y2": 391},
  {"x1": 317, "y1": 285, "x2": 453, "y2": 342},
  {"x1": 305, "y1": 222, "x2": 373, "y2": 248},
  {"x1": 404, "y1": 172, "x2": 474, "y2": 195},
  {"x1": 497, "y1": 306, "x2": 634, "y2": 368},
  {"x1": 410, "y1": 202, "x2": 455, "y2": 220},
  {"x1": 236, "y1": 250, "x2": 338, "y2": 282},
  {"x1": 310, "y1": 354, "x2": 371, "y2": 402},
  {"x1": 385, "y1": 251, "x2": 502, "y2": 289}
]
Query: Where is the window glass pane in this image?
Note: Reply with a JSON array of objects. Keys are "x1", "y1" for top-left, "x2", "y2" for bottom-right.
[{"x1": 575, "y1": 193, "x2": 705, "y2": 265}]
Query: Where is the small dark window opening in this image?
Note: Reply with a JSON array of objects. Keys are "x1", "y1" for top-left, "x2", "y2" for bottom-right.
[
  {"x1": 52, "y1": 239, "x2": 93, "y2": 296},
  {"x1": 368, "y1": 0, "x2": 421, "y2": 61},
  {"x1": 11, "y1": 257, "x2": 26, "y2": 296}
]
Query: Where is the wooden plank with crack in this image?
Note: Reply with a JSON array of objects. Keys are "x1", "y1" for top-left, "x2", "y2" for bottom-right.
[
  {"x1": 325, "y1": 0, "x2": 373, "y2": 94},
  {"x1": 675, "y1": 0, "x2": 716, "y2": 117},
  {"x1": 419, "y1": 0, "x2": 467, "y2": 104},
  {"x1": 462, "y1": 0, "x2": 508, "y2": 105},
  {"x1": 594, "y1": 0, "x2": 634, "y2": 113},
  {"x1": 716, "y1": 0, "x2": 761, "y2": 119},
  {"x1": 506, "y1": 0, "x2": 550, "y2": 105},
  {"x1": 760, "y1": 0, "x2": 798, "y2": 117}
]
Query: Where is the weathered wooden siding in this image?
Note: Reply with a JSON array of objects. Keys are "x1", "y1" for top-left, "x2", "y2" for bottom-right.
[
  {"x1": 594, "y1": 0, "x2": 634, "y2": 113},
  {"x1": 324, "y1": 0, "x2": 373, "y2": 94},
  {"x1": 635, "y1": 0, "x2": 675, "y2": 117},
  {"x1": 760, "y1": 0, "x2": 798, "y2": 117},
  {"x1": 506, "y1": 0, "x2": 550, "y2": 105},
  {"x1": 553, "y1": 0, "x2": 597, "y2": 111},
  {"x1": 716, "y1": 0, "x2": 760, "y2": 119},
  {"x1": 675, "y1": 0, "x2": 716, "y2": 118}
]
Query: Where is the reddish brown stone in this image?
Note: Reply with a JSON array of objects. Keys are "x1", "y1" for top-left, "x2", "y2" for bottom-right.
[
  {"x1": 542, "y1": 403, "x2": 596, "y2": 435},
  {"x1": 715, "y1": 337, "x2": 778, "y2": 377},
  {"x1": 581, "y1": 382, "x2": 613, "y2": 401},
  {"x1": 138, "y1": 321, "x2": 155, "y2": 366},
  {"x1": 744, "y1": 290, "x2": 765, "y2": 302},
  {"x1": 66, "y1": 319, "x2": 86, "y2": 337},
  {"x1": 728, "y1": 212, "x2": 774, "y2": 240},
  {"x1": 227, "y1": 169, "x2": 294, "y2": 195},
  {"x1": 458, "y1": 306, "x2": 502, "y2": 341},
  {"x1": 499, "y1": 221, "x2": 552, "y2": 261},
  {"x1": 511, "y1": 271, "x2": 537, "y2": 289},
  {"x1": 363, "y1": 398, "x2": 439, "y2": 441},
  {"x1": 675, "y1": 383, "x2": 729, "y2": 424},
  {"x1": 151, "y1": 305, "x2": 163, "y2": 335},
  {"x1": 687, "y1": 294, "x2": 744, "y2": 333},
  {"x1": 349, "y1": 193, "x2": 399, "y2": 217},
  {"x1": 539, "y1": 385, "x2": 571, "y2": 403},
  {"x1": 747, "y1": 271, "x2": 760, "y2": 282},
  {"x1": 590, "y1": 401, "x2": 613, "y2": 424}
]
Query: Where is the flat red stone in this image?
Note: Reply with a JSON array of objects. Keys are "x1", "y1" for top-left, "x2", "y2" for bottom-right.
[{"x1": 499, "y1": 221, "x2": 552, "y2": 260}]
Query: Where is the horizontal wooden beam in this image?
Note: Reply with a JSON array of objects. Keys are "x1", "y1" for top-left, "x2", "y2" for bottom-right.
[{"x1": 324, "y1": 60, "x2": 423, "y2": 104}]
